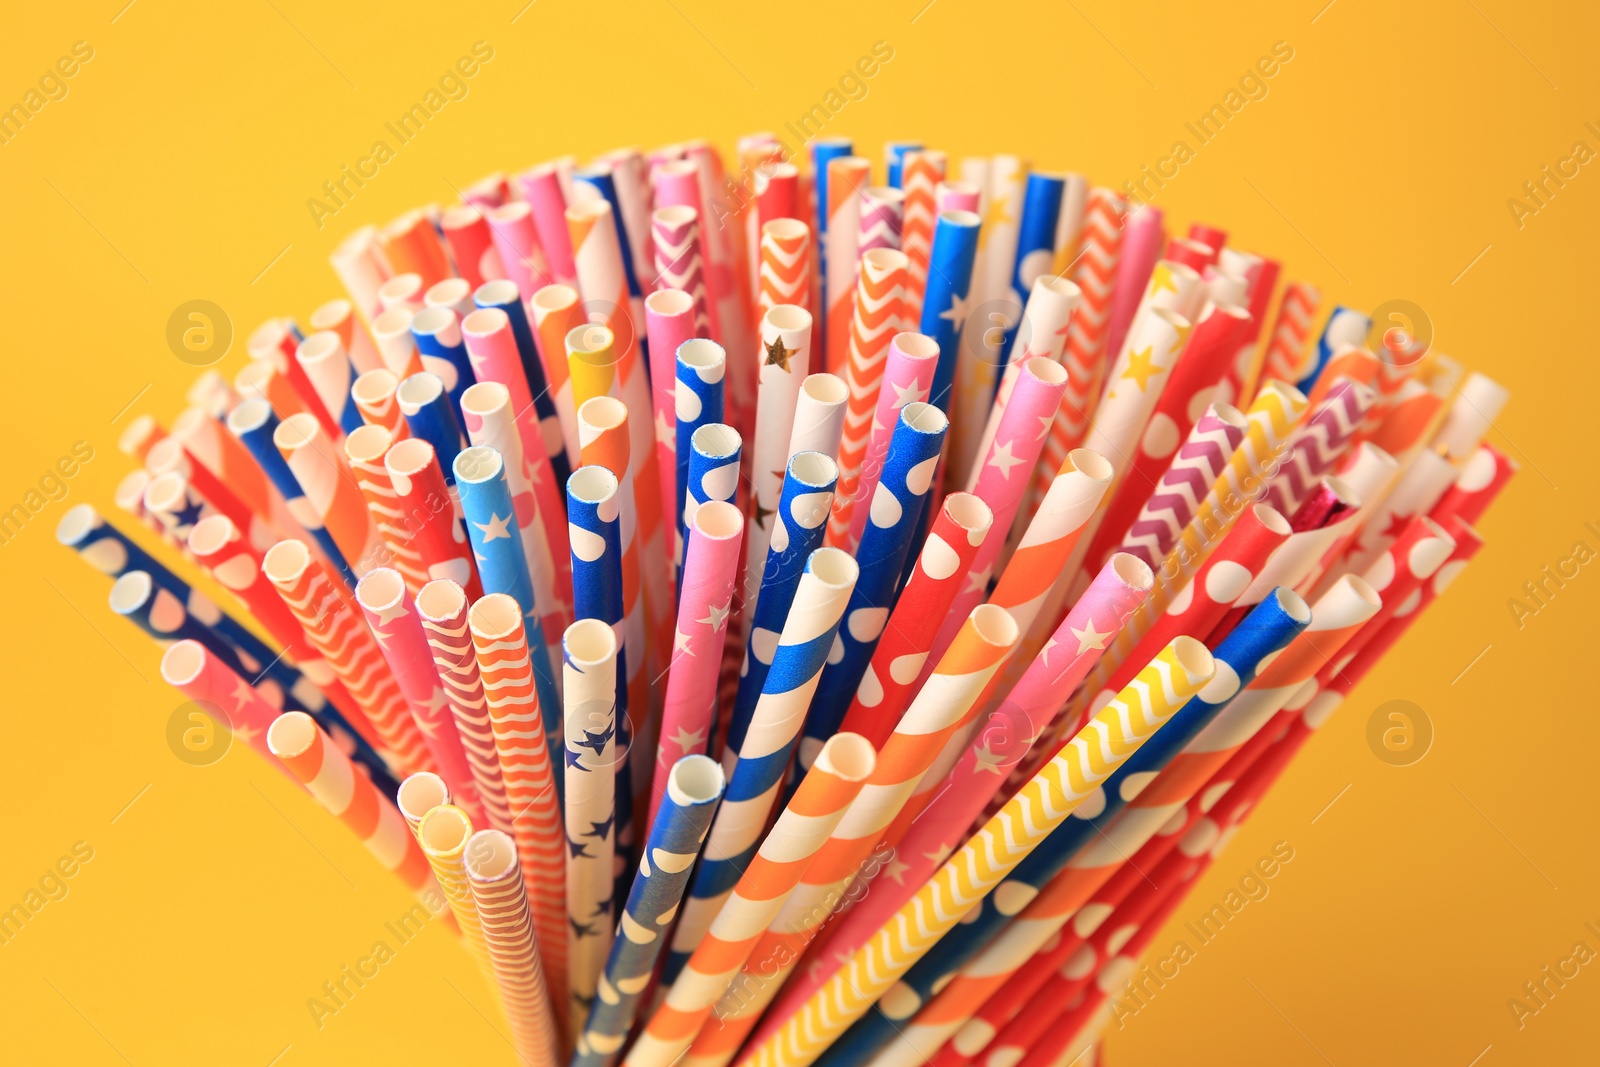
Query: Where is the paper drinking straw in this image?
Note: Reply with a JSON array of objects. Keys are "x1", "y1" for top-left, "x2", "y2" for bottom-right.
[
  {"x1": 1106, "y1": 205, "x2": 1165, "y2": 357},
  {"x1": 758, "y1": 219, "x2": 812, "y2": 332},
  {"x1": 378, "y1": 273, "x2": 426, "y2": 314},
  {"x1": 684, "y1": 142, "x2": 753, "y2": 383},
  {"x1": 330, "y1": 226, "x2": 390, "y2": 324},
  {"x1": 416, "y1": 804, "x2": 497, "y2": 985},
  {"x1": 355, "y1": 568, "x2": 482, "y2": 820},
  {"x1": 467, "y1": 591, "x2": 569, "y2": 1003},
  {"x1": 1296, "y1": 306, "x2": 1372, "y2": 393},
  {"x1": 993, "y1": 172, "x2": 1065, "y2": 379},
  {"x1": 462, "y1": 381, "x2": 570, "y2": 643},
  {"x1": 262, "y1": 539, "x2": 436, "y2": 777},
  {"x1": 785, "y1": 373, "x2": 848, "y2": 467},
  {"x1": 1261, "y1": 377, "x2": 1375, "y2": 520},
  {"x1": 917, "y1": 210, "x2": 981, "y2": 414},
  {"x1": 568, "y1": 197, "x2": 639, "y2": 359},
  {"x1": 396, "y1": 772, "x2": 448, "y2": 835},
  {"x1": 273, "y1": 412, "x2": 383, "y2": 575},
  {"x1": 1254, "y1": 281, "x2": 1322, "y2": 397},
  {"x1": 248, "y1": 317, "x2": 343, "y2": 440},
  {"x1": 798, "y1": 401, "x2": 948, "y2": 775},
  {"x1": 140, "y1": 469, "x2": 219, "y2": 547},
  {"x1": 454, "y1": 445, "x2": 565, "y2": 769},
  {"x1": 1214, "y1": 251, "x2": 1279, "y2": 404},
  {"x1": 157, "y1": 639, "x2": 292, "y2": 777},
  {"x1": 467, "y1": 286, "x2": 574, "y2": 496},
  {"x1": 645, "y1": 293, "x2": 699, "y2": 524},
  {"x1": 627, "y1": 733, "x2": 876, "y2": 1067},
  {"x1": 745, "y1": 305, "x2": 815, "y2": 603},
  {"x1": 686, "y1": 424, "x2": 743, "y2": 539},
  {"x1": 233, "y1": 357, "x2": 314, "y2": 431},
  {"x1": 169, "y1": 405, "x2": 294, "y2": 538},
  {"x1": 519, "y1": 163, "x2": 579, "y2": 287},
  {"x1": 650, "y1": 500, "x2": 743, "y2": 826},
  {"x1": 485, "y1": 201, "x2": 554, "y2": 299},
  {"x1": 439, "y1": 204, "x2": 503, "y2": 290},
  {"x1": 756, "y1": 160, "x2": 802, "y2": 259},
  {"x1": 838, "y1": 333, "x2": 939, "y2": 554},
  {"x1": 807, "y1": 554, "x2": 1154, "y2": 1007},
  {"x1": 901, "y1": 149, "x2": 948, "y2": 319},
  {"x1": 426, "y1": 277, "x2": 477, "y2": 317},
  {"x1": 1432, "y1": 443, "x2": 1517, "y2": 527},
  {"x1": 1025, "y1": 189, "x2": 1127, "y2": 535},
  {"x1": 723, "y1": 453, "x2": 838, "y2": 765},
  {"x1": 653, "y1": 159, "x2": 725, "y2": 345},
  {"x1": 118, "y1": 413, "x2": 167, "y2": 463},
  {"x1": 144, "y1": 434, "x2": 277, "y2": 552},
  {"x1": 111, "y1": 468, "x2": 159, "y2": 535},
  {"x1": 970, "y1": 276, "x2": 1082, "y2": 473},
  {"x1": 869, "y1": 590, "x2": 1310, "y2": 1067},
  {"x1": 269, "y1": 712, "x2": 443, "y2": 908},
  {"x1": 463, "y1": 829, "x2": 562, "y2": 1067},
  {"x1": 576, "y1": 755, "x2": 727, "y2": 1067},
  {"x1": 743, "y1": 638, "x2": 1215, "y2": 1067},
  {"x1": 598, "y1": 147, "x2": 654, "y2": 299},
  {"x1": 822, "y1": 156, "x2": 872, "y2": 374},
  {"x1": 344, "y1": 425, "x2": 430, "y2": 592},
  {"x1": 383, "y1": 436, "x2": 481, "y2": 597},
  {"x1": 828, "y1": 249, "x2": 908, "y2": 544},
  {"x1": 664, "y1": 549, "x2": 858, "y2": 983},
  {"x1": 810, "y1": 138, "x2": 852, "y2": 235},
  {"x1": 934, "y1": 181, "x2": 981, "y2": 213},
  {"x1": 379, "y1": 209, "x2": 452, "y2": 288},
  {"x1": 675, "y1": 342, "x2": 729, "y2": 558},
  {"x1": 372, "y1": 307, "x2": 428, "y2": 382},
  {"x1": 347, "y1": 369, "x2": 407, "y2": 439},
  {"x1": 651, "y1": 206, "x2": 712, "y2": 330},
  {"x1": 857, "y1": 186, "x2": 905, "y2": 256},
  {"x1": 1051, "y1": 173, "x2": 1090, "y2": 269},
  {"x1": 835, "y1": 492, "x2": 993, "y2": 747},
  {"x1": 295, "y1": 331, "x2": 364, "y2": 435},
  {"x1": 563, "y1": 617, "x2": 620, "y2": 1030},
  {"x1": 532, "y1": 283, "x2": 586, "y2": 471}
]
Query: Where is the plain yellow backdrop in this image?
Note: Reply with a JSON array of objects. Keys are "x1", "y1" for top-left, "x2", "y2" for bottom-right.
[{"x1": 2, "y1": 1, "x2": 1597, "y2": 1063}]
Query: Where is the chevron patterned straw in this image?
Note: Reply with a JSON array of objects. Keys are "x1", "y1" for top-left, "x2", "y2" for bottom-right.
[
  {"x1": 899, "y1": 150, "x2": 946, "y2": 318},
  {"x1": 822, "y1": 156, "x2": 871, "y2": 375},
  {"x1": 651, "y1": 206, "x2": 712, "y2": 335},
  {"x1": 1254, "y1": 280, "x2": 1322, "y2": 395},
  {"x1": 1262, "y1": 376, "x2": 1376, "y2": 516},
  {"x1": 743, "y1": 637, "x2": 1215, "y2": 1067}
]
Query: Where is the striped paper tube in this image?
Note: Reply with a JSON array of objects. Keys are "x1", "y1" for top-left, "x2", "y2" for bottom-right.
[
  {"x1": 269, "y1": 712, "x2": 443, "y2": 911},
  {"x1": 918, "y1": 210, "x2": 982, "y2": 414},
  {"x1": 169, "y1": 405, "x2": 295, "y2": 540},
  {"x1": 248, "y1": 317, "x2": 342, "y2": 439},
  {"x1": 262, "y1": 539, "x2": 435, "y2": 777},
  {"x1": 900, "y1": 149, "x2": 948, "y2": 319},
  {"x1": 742, "y1": 637, "x2": 1216, "y2": 1067},
  {"x1": 1254, "y1": 280, "x2": 1322, "y2": 397},
  {"x1": 372, "y1": 307, "x2": 427, "y2": 380},
  {"x1": 465, "y1": 829, "x2": 561, "y2": 1067},
  {"x1": 296, "y1": 331, "x2": 364, "y2": 435},
  {"x1": 823, "y1": 156, "x2": 871, "y2": 375},
  {"x1": 744, "y1": 306, "x2": 816, "y2": 608},
  {"x1": 273, "y1": 412, "x2": 382, "y2": 575},
  {"x1": 563, "y1": 617, "x2": 620, "y2": 1031},
  {"x1": 416, "y1": 581, "x2": 513, "y2": 839},
  {"x1": 626, "y1": 733, "x2": 876, "y2": 1067},
  {"x1": 329, "y1": 226, "x2": 389, "y2": 325},
  {"x1": 383, "y1": 437, "x2": 481, "y2": 597},
  {"x1": 684, "y1": 143, "x2": 753, "y2": 399},
  {"x1": 858, "y1": 186, "x2": 905, "y2": 256},
  {"x1": 797, "y1": 401, "x2": 949, "y2": 777},
  {"x1": 345, "y1": 425, "x2": 430, "y2": 592},
  {"x1": 144, "y1": 434, "x2": 277, "y2": 553},
  {"x1": 396, "y1": 772, "x2": 448, "y2": 835},
  {"x1": 416, "y1": 804, "x2": 497, "y2": 989},
  {"x1": 651, "y1": 501, "x2": 743, "y2": 827},
  {"x1": 531, "y1": 283, "x2": 586, "y2": 471},
  {"x1": 828, "y1": 249, "x2": 909, "y2": 545},
  {"x1": 468, "y1": 592, "x2": 568, "y2": 1007},
  {"x1": 664, "y1": 549, "x2": 858, "y2": 984},
  {"x1": 349, "y1": 369, "x2": 408, "y2": 438},
  {"x1": 575, "y1": 756, "x2": 727, "y2": 1067},
  {"x1": 842, "y1": 333, "x2": 940, "y2": 553}
]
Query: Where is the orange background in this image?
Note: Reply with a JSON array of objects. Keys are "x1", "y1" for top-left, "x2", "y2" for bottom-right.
[{"x1": 2, "y1": 1, "x2": 1597, "y2": 1063}]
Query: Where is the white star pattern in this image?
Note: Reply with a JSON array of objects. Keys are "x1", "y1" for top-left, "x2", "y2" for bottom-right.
[
  {"x1": 671, "y1": 726, "x2": 706, "y2": 753},
  {"x1": 1036, "y1": 413, "x2": 1055, "y2": 441},
  {"x1": 474, "y1": 512, "x2": 513, "y2": 542},
  {"x1": 699, "y1": 600, "x2": 731, "y2": 631},
  {"x1": 987, "y1": 440, "x2": 1023, "y2": 479},
  {"x1": 883, "y1": 859, "x2": 912, "y2": 884},
  {"x1": 655, "y1": 410, "x2": 674, "y2": 448},
  {"x1": 891, "y1": 378, "x2": 924, "y2": 410},
  {"x1": 674, "y1": 628, "x2": 693, "y2": 656},
  {"x1": 964, "y1": 565, "x2": 993, "y2": 595},
  {"x1": 940, "y1": 291, "x2": 971, "y2": 331},
  {"x1": 1040, "y1": 637, "x2": 1058, "y2": 665},
  {"x1": 1070, "y1": 618, "x2": 1111, "y2": 654}
]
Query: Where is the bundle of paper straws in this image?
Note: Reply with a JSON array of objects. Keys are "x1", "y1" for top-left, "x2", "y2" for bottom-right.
[{"x1": 60, "y1": 136, "x2": 1515, "y2": 1067}]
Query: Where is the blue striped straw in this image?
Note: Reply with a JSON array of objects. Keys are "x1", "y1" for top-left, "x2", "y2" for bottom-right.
[
  {"x1": 411, "y1": 307, "x2": 479, "y2": 413},
  {"x1": 674, "y1": 340, "x2": 727, "y2": 567}
]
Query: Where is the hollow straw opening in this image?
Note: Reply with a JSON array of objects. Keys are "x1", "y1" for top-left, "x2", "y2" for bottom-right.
[
  {"x1": 1253, "y1": 503, "x2": 1293, "y2": 537},
  {"x1": 531, "y1": 284, "x2": 580, "y2": 313},
  {"x1": 1065, "y1": 448, "x2": 1115, "y2": 484},
  {"x1": 187, "y1": 514, "x2": 235, "y2": 557},
  {"x1": 655, "y1": 204, "x2": 696, "y2": 227},
  {"x1": 474, "y1": 279, "x2": 519, "y2": 309},
  {"x1": 864, "y1": 186, "x2": 905, "y2": 203},
  {"x1": 807, "y1": 546, "x2": 859, "y2": 589},
  {"x1": 489, "y1": 201, "x2": 532, "y2": 227},
  {"x1": 143, "y1": 472, "x2": 188, "y2": 514},
  {"x1": 109, "y1": 572, "x2": 153, "y2": 615},
  {"x1": 646, "y1": 288, "x2": 694, "y2": 317},
  {"x1": 441, "y1": 203, "x2": 482, "y2": 229},
  {"x1": 273, "y1": 413, "x2": 321, "y2": 452},
  {"x1": 384, "y1": 437, "x2": 434, "y2": 478},
  {"x1": 159, "y1": 640, "x2": 206, "y2": 686},
  {"x1": 1274, "y1": 587, "x2": 1313, "y2": 625},
  {"x1": 117, "y1": 414, "x2": 158, "y2": 456},
  {"x1": 55, "y1": 504, "x2": 97, "y2": 546},
  {"x1": 692, "y1": 423, "x2": 741, "y2": 461},
  {"x1": 113, "y1": 471, "x2": 150, "y2": 512},
  {"x1": 1111, "y1": 552, "x2": 1156, "y2": 592},
  {"x1": 668, "y1": 754, "x2": 726, "y2": 806},
  {"x1": 763, "y1": 304, "x2": 812, "y2": 333},
  {"x1": 814, "y1": 732, "x2": 877, "y2": 782},
  {"x1": 396, "y1": 373, "x2": 445, "y2": 408},
  {"x1": 411, "y1": 306, "x2": 453, "y2": 336},
  {"x1": 378, "y1": 274, "x2": 423, "y2": 306},
  {"x1": 1164, "y1": 260, "x2": 1202, "y2": 286},
  {"x1": 171, "y1": 407, "x2": 213, "y2": 441},
  {"x1": 297, "y1": 331, "x2": 341, "y2": 363},
  {"x1": 419, "y1": 805, "x2": 471, "y2": 854},
  {"x1": 344, "y1": 424, "x2": 392, "y2": 464},
  {"x1": 453, "y1": 445, "x2": 502, "y2": 485},
  {"x1": 567, "y1": 324, "x2": 614, "y2": 355},
  {"x1": 351, "y1": 369, "x2": 400, "y2": 406},
  {"x1": 763, "y1": 217, "x2": 808, "y2": 242},
  {"x1": 372, "y1": 307, "x2": 415, "y2": 339},
  {"x1": 460, "y1": 307, "x2": 505, "y2": 338},
  {"x1": 943, "y1": 491, "x2": 994, "y2": 535},
  {"x1": 355, "y1": 568, "x2": 406, "y2": 615},
  {"x1": 564, "y1": 616, "x2": 618, "y2": 667},
  {"x1": 677, "y1": 338, "x2": 725, "y2": 370},
  {"x1": 308, "y1": 298, "x2": 352, "y2": 330},
  {"x1": 1035, "y1": 275, "x2": 1081, "y2": 299},
  {"x1": 969, "y1": 602, "x2": 1021, "y2": 649},
  {"x1": 464, "y1": 829, "x2": 518, "y2": 882},
  {"x1": 267, "y1": 711, "x2": 317, "y2": 760},
  {"x1": 460, "y1": 381, "x2": 510, "y2": 418},
  {"x1": 143, "y1": 437, "x2": 184, "y2": 475},
  {"x1": 1323, "y1": 475, "x2": 1360, "y2": 509},
  {"x1": 800, "y1": 373, "x2": 848, "y2": 406},
  {"x1": 398, "y1": 773, "x2": 450, "y2": 825},
  {"x1": 247, "y1": 318, "x2": 291, "y2": 356},
  {"x1": 262, "y1": 539, "x2": 311, "y2": 585},
  {"x1": 862, "y1": 247, "x2": 910, "y2": 272},
  {"x1": 1151, "y1": 305, "x2": 1192, "y2": 332},
  {"x1": 567, "y1": 199, "x2": 610, "y2": 223},
  {"x1": 1170, "y1": 636, "x2": 1216, "y2": 685},
  {"x1": 1340, "y1": 575, "x2": 1383, "y2": 615},
  {"x1": 426, "y1": 279, "x2": 472, "y2": 311},
  {"x1": 694, "y1": 500, "x2": 744, "y2": 540},
  {"x1": 416, "y1": 579, "x2": 466, "y2": 623},
  {"x1": 938, "y1": 208, "x2": 981, "y2": 227},
  {"x1": 1213, "y1": 403, "x2": 1248, "y2": 430},
  {"x1": 1023, "y1": 356, "x2": 1069, "y2": 386},
  {"x1": 579, "y1": 395, "x2": 626, "y2": 432},
  {"x1": 893, "y1": 332, "x2": 939, "y2": 360},
  {"x1": 468, "y1": 592, "x2": 522, "y2": 641},
  {"x1": 902, "y1": 402, "x2": 948, "y2": 435},
  {"x1": 568, "y1": 465, "x2": 619, "y2": 504},
  {"x1": 789, "y1": 450, "x2": 838, "y2": 488}
]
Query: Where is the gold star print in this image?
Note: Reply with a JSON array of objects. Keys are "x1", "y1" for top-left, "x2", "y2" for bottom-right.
[
  {"x1": 1121, "y1": 346, "x2": 1161, "y2": 392},
  {"x1": 1149, "y1": 261, "x2": 1181, "y2": 298},
  {"x1": 764, "y1": 335, "x2": 796, "y2": 373},
  {"x1": 981, "y1": 194, "x2": 1013, "y2": 237}
]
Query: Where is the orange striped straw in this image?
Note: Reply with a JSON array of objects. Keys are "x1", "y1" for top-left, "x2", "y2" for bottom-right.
[
  {"x1": 344, "y1": 424, "x2": 430, "y2": 592},
  {"x1": 273, "y1": 413, "x2": 382, "y2": 575},
  {"x1": 351, "y1": 369, "x2": 409, "y2": 438},
  {"x1": 465, "y1": 829, "x2": 563, "y2": 1066},
  {"x1": 416, "y1": 804, "x2": 496, "y2": 985}
]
